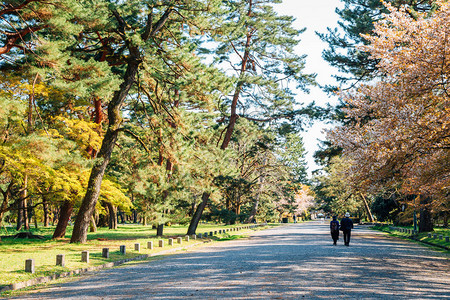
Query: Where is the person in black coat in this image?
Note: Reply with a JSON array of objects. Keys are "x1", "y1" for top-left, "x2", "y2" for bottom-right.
[
  {"x1": 340, "y1": 212, "x2": 354, "y2": 246},
  {"x1": 330, "y1": 216, "x2": 340, "y2": 246}
]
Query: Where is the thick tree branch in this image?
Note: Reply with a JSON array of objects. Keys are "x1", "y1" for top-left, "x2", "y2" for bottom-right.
[{"x1": 0, "y1": 24, "x2": 47, "y2": 55}]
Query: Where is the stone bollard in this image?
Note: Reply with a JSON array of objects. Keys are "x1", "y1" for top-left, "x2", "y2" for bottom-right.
[
  {"x1": 197, "y1": 233, "x2": 202, "y2": 239},
  {"x1": 185, "y1": 235, "x2": 190, "y2": 242},
  {"x1": 159, "y1": 239, "x2": 164, "y2": 247},
  {"x1": 445, "y1": 236, "x2": 449, "y2": 242},
  {"x1": 102, "y1": 248, "x2": 110, "y2": 258},
  {"x1": 177, "y1": 237, "x2": 182, "y2": 244},
  {"x1": 135, "y1": 243, "x2": 140, "y2": 252},
  {"x1": 214, "y1": 231, "x2": 217, "y2": 235},
  {"x1": 219, "y1": 230, "x2": 222, "y2": 234},
  {"x1": 209, "y1": 231, "x2": 213, "y2": 237},
  {"x1": 120, "y1": 245, "x2": 126, "y2": 255},
  {"x1": 203, "y1": 232, "x2": 208, "y2": 238},
  {"x1": 433, "y1": 234, "x2": 437, "y2": 239},
  {"x1": 25, "y1": 259, "x2": 35, "y2": 273},
  {"x1": 428, "y1": 233, "x2": 432, "y2": 238},
  {"x1": 191, "y1": 234, "x2": 196, "y2": 240},
  {"x1": 168, "y1": 238, "x2": 173, "y2": 246},
  {"x1": 439, "y1": 235, "x2": 443, "y2": 240},
  {"x1": 56, "y1": 254, "x2": 65, "y2": 267},
  {"x1": 147, "y1": 241, "x2": 153, "y2": 249},
  {"x1": 81, "y1": 251, "x2": 89, "y2": 263}
]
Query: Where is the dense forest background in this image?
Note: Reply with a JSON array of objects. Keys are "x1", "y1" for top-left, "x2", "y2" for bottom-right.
[{"x1": 1, "y1": 0, "x2": 448, "y2": 243}]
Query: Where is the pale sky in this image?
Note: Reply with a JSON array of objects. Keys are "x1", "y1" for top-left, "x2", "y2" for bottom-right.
[{"x1": 275, "y1": 0, "x2": 342, "y2": 176}]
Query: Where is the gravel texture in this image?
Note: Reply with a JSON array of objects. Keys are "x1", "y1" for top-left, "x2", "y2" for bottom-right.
[{"x1": 12, "y1": 221, "x2": 450, "y2": 299}]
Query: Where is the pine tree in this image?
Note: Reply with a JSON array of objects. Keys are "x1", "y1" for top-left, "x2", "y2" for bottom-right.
[
  {"x1": 318, "y1": 0, "x2": 432, "y2": 91},
  {"x1": 214, "y1": 0, "x2": 315, "y2": 149}
]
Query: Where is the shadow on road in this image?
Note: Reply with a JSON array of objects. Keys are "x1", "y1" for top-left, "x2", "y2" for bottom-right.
[{"x1": 15, "y1": 221, "x2": 450, "y2": 299}]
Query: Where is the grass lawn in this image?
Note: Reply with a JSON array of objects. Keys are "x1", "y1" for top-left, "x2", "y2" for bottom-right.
[
  {"x1": 371, "y1": 224, "x2": 450, "y2": 250},
  {"x1": 0, "y1": 223, "x2": 271, "y2": 289}
]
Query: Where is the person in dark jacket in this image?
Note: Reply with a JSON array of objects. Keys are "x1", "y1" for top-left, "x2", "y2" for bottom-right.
[
  {"x1": 330, "y1": 216, "x2": 340, "y2": 246},
  {"x1": 340, "y1": 212, "x2": 354, "y2": 246}
]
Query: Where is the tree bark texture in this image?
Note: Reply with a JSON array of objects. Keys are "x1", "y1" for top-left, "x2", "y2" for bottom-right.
[
  {"x1": 360, "y1": 193, "x2": 375, "y2": 223},
  {"x1": 42, "y1": 196, "x2": 49, "y2": 227},
  {"x1": 16, "y1": 198, "x2": 24, "y2": 231},
  {"x1": 187, "y1": 192, "x2": 210, "y2": 235},
  {"x1": 70, "y1": 51, "x2": 140, "y2": 243},
  {"x1": 247, "y1": 199, "x2": 259, "y2": 224},
  {"x1": 52, "y1": 200, "x2": 74, "y2": 239},
  {"x1": 220, "y1": 1, "x2": 252, "y2": 150},
  {"x1": 106, "y1": 202, "x2": 117, "y2": 229},
  {"x1": 157, "y1": 224, "x2": 164, "y2": 236},
  {"x1": 89, "y1": 215, "x2": 97, "y2": 232}
]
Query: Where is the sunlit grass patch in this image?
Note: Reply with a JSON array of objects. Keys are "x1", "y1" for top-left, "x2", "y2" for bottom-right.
[{"x1": 0, "y1": 222, "x2": 266, "y2": 290}]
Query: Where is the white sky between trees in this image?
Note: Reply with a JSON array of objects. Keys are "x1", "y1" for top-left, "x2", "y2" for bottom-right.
[{"x1": 275, "y1": 0, "x2": 342, "y2": 176}]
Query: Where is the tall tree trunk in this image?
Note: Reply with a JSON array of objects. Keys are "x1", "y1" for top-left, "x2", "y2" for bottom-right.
[
  {"x1": 106, "y1": 202, "x2": 117, "y2": 229},
  {"x1": 247, "y1": 175, "x2": 264, "y2": 223},
  {"x1": 247, "y1": 199, "x2": 259, "y2": 224},
  {"x1": 42, "y1": 196, "x2": 49, "y2": 227},
  {"x1": 16, "y1": 198, "x2": 24, "y2": 231},
  {"x1": 33, "y1": 209, "x2": 38, "y2": 228},
  {"x1": 419, "y1": 194, "x2": 433, "y2": 232},
  {"x1": 118, "y1": 209, "x2": 125, "y2": 224},
  {"x1": 220, "y1": 2, "x2": 252, "y2": 150},
  {"x1": 89, "y1": 215, "x2": 97, "y2": 232},
  {"x1": 187, "y1": 192, "x2": 210, "y2": 235},
  {"x1": 22, "y1": 175, "x2": 29, "y2": 230},
  {"x1": 189, "y1": 201, "x2": 196, "y2": 217},
  {"x1": 0, "y1": 184, "x2": 12, "y2": 242},
  {"x1": 143, "y1": 214, "x2": 147, "y2": 226},
  {"x1": 70, "y1": 52, "x2": 140, "y2": 243},
  {"x1": 359, "y1": 193, "x2": 374, "y2": 222},
  {"x1": 52, "y1": 201, "x2": 74, "y2": 239},
  {"x1": 157, "y1": 224, "x2": 164, "y2": 236}
]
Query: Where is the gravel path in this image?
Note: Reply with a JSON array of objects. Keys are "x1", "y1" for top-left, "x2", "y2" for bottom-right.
[{"x1": 14, "y1": 221, "x2": 450, "y2": 299}]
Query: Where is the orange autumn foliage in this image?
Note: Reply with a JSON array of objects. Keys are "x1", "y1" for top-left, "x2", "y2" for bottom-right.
[{"x1": 327, "y1": 1, "x2": 449, "y2": 212}]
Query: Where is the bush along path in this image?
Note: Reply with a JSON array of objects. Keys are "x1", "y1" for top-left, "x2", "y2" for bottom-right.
[
  {"x1": 371, "y1": 224, "x2": 450, "y2": 251},
  {"x1": 0, "y1": 223, "x2": 269, "y2": 295}
]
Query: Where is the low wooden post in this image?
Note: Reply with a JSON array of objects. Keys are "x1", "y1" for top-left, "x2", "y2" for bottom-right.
[
  {"x1": 135, "y1": 243, "x2": 140, "y2": 252},
  {"x1": 25, "y1": 259, "x2": 35, "y2": 273},
  {"x1": 56, "y1": 254, "x2": 65, "y2": 267},
  {"x1": 147, "y1": 241, "x2": 153, "y2": 249},
  {"x1": 81, "y1": 251, "x2": 89, "y2": 263},
  {"x1": 120, "y1": 245, "x2": 126, "y2": 255},
  {"x1": 102, "y1": 248, "x2": 110, "y2": 258}
]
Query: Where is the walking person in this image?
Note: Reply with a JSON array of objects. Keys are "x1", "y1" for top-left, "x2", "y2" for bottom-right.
[
  {"x1": 340, "y1": 212, "x2": 354, "y2": 246},
  {"x1": 330, "y1": 216, "x2": 340, "y2": 246}
]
